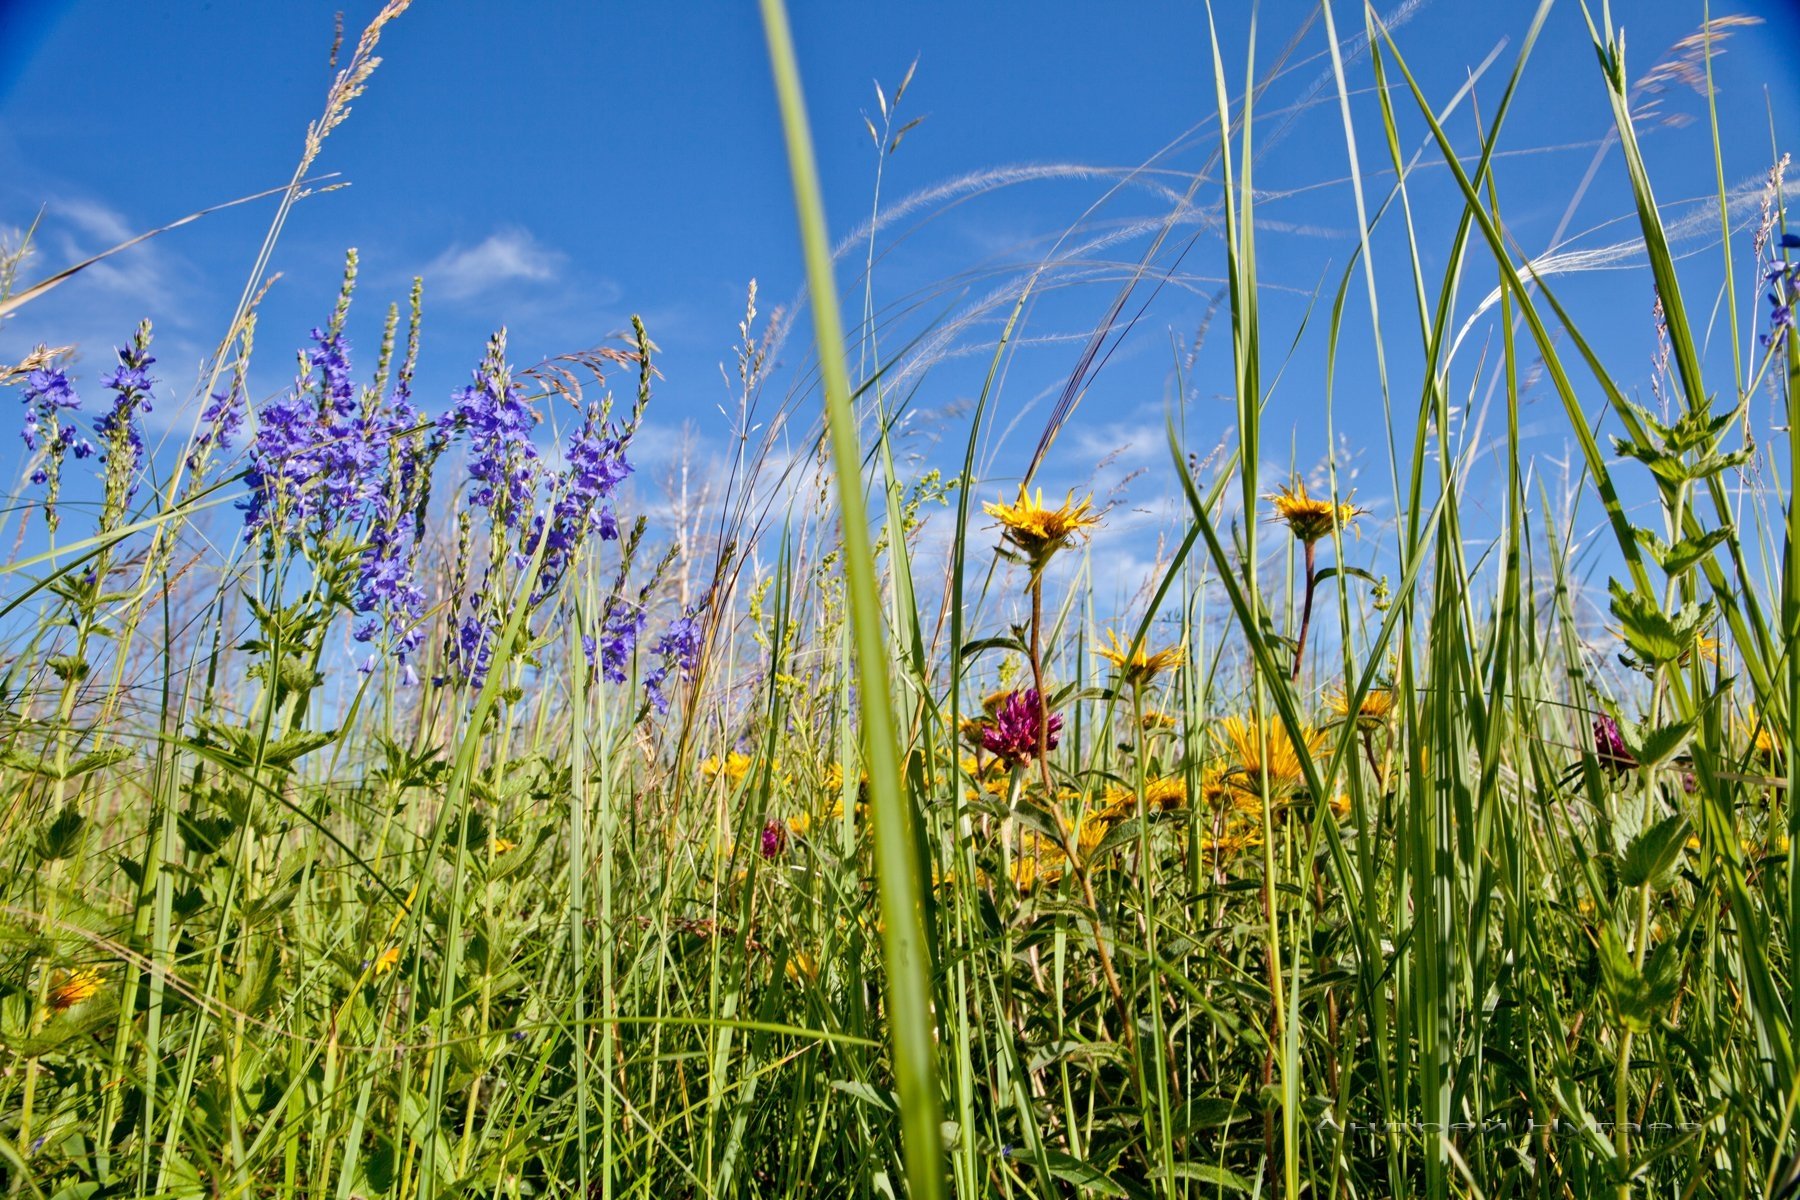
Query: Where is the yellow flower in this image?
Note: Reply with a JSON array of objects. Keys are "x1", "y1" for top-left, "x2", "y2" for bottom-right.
[
  {"x1": 47, "y1": 967, "x2": 102, "y2": 1012},
  {"x1": 1326, "y1": 685, "x2": 1396, "y2": 732},
  {"x1": 702, "y1": 752, "x2": 754, "y2": 784},
  {"x1": 1140, "y1": 711, "x2": 1177, "y2": 732},
  {"x1": 788, "y1": 797, "x2": 841, "y2": 839},
  {"x1": 983, "y1": 486, "x2": 1100, "y2": 567},
  {"x1": 1195, "y1": 765, "x2": 1235, "y2": 812},
  {"x1": 785, "y1": 950, "x2": 819, "y2": 983},
  {"x1": 490, "y1": 836, "x2": 518, "y2": 854},
  {"x1": 1011, "y1": 831, "x2": 1070, "y2": 891},
  {"x1": 1198, "y1": 814, "x2": 1264, "y2": 860},
  {"x1": 1267, "y1": 479, "x2": 1362, "y2": 544},
  {"x1": 1218, "y1": 714, "x2": 1324, "y2": 799},
  {"x1": 372, "y1": 947, "x2": 401, "y2": 976},
  {"x1": 1097, "y1": 776, "x2": 1188, "y2": 822},
  {"x1": 1736, "y1": 711, "x2": 1784, "y2": 761},
  {"x1": 1683, "y1": 635, "x2": 1722, "y2": 668},
  {"x1": 959, "y1": 755, "x2": 1012, "y2": 801},
  {"x1": 1095, "y1": 628, "x2": 1185, "y2": 687}
]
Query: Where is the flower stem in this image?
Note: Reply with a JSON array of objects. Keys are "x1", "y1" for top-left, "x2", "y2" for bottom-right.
[{"x1": 1292, "y1": 539, "x2": 1319, "y2": 682}]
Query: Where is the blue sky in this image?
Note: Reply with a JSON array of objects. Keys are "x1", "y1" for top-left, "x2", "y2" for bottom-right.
[{"x1": 3, "y1": 0, "x2": 1798, "y2": 609}]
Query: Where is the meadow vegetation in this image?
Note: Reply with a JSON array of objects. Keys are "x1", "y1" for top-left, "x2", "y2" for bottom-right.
[{"x1": 1, "y1": 0, "x2": 1797, "y2": 1196}]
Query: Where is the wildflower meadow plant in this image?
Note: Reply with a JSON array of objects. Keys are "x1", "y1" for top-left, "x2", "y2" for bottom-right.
[{"x1": 3, "y1": 4, "x2": 1800, "y2": 1198}]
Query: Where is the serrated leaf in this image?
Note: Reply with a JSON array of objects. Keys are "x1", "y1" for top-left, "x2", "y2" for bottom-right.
[
  {"x1": 1621, "y1": 718, "x2": 1692, "y2": 769},
  {"x1": 1598, "y1": 925, "x2": 1681, "y2": 1033},
  {"x1": 1620, "y1": 814, "x2": 1690, "y2": 889},
  {"x1": 1609, "y1": 582, "x2": 1709, "y2": 666},
  {"x1": 35, "y1": 804, "x2": 86, "y2": 861}
]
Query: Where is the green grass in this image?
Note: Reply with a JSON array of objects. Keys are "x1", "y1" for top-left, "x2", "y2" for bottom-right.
[{"x1": 0, "y1": 2, "x2": 1796, "y2": 1197}]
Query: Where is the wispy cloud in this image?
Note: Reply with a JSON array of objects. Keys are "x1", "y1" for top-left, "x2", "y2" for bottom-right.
[{"x1": 423, "y1": 227, "x2": 564, "y2": 300}]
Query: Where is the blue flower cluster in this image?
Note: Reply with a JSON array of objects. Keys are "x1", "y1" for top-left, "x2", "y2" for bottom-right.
[
  {"x1": 243, "y1": 319, "x2": 447, "y2": 680},
  {"x1": 187, "y1": 384, "x2": 245, "y2": 472},
  {"x1": 241, "y1": 327, "x2": 380, "y2": 538},
  {"x1": 644, "y1": 609, "x2": 705, "y2": 715},
  {"x1": 232, "y1": 290, "x2": 647, "y2": 695},
  {"x1": 529, "y1": 402, "x2": 632, "y2": 605},
  {"x1": 20, "y1": 365, "x2": 94, "y2": 484},
  {"x1": 1764, "y1": 232, "x2": 1800, "y2": 346},
  {"x1": 93, "y1": 324, "x2": 156, "y2": 525},
  {"x1": 438, "y1": 332, "x2": 541, "y2": 529}
]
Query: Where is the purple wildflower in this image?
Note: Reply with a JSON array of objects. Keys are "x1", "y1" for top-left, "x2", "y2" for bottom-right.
[
  {"x1": 351, "y1": 393, "x2": 446, "y2": 681},
  {"x1": 442, "y1": 609, "x2": 498, "y2": 690},
  {"x1": 597, "y1": 603, "x2": 648, "y2": 687},
  {"x1": 644, "y1": 609, "x2": 705, "y2": 714},
  {"x1": 17, "y1": 362, "x2": 86, "y2": 530},
  {"x1": 1593, "y1": 715, "x2": 1636, "y2": 772},
  {"x1": 243, "y1": 327, "x2": 382, "y2": 538},
  {"x1": 1763, "y1": 259, "x2": 1800, "y2": 346},
  {"x1": 760, "y1": 820, "x2": 787, "y2": 858},
  {"x1": 439, "y1": 331, "x2": 540, "y2": 529},
  {"x1": 187, "y1": 385, "x2": 246, "y2": 472},
  {"x1": 980, "y1": 689, "x2": 1062, "y2": 766},
  {"x1": 529, "y1": 402, "x2": 633, "y2": 604},
  {"x1": 94, "y1": 322, "x2": 155, "y2": 529},
  {"x1": 20, "y1": 365, "x2": 80, "y2": 450}
]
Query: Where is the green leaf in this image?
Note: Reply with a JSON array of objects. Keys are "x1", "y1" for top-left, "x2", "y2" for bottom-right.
[
  {"x1": 1635, "y1": 526, "x2": 1731, "y2": 578},
  {"x1": 1620, "y1": 718, "x2": 1693, "y2": 770},
  {"x1": 35, "y1": 803, "x2": 86, "y2": 861},
  {"x1": 1597, "y1": 925, "x2": 1682, "y2": 1034},
  {"x1": 1620, "y1": 814, "x2": 1690, "y2": 889},
  {"x1": 1039, "y1": 1149, "x2": 1128, "y2": 1196},
  {"x1": 1170, "y1": 1163, "x2": 1253, "y2": 1192},
  {"x1": 1608, "y1": 581, "x2": 1711, "y2": 666}
]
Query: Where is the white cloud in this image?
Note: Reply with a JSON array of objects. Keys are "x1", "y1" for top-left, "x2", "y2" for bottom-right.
[
  {"x1": 423, "y1": 227, "x2": 563, "y2": 300},
  {"x1": 38, "y1": 196, "x2": 181, "y2": 310}
]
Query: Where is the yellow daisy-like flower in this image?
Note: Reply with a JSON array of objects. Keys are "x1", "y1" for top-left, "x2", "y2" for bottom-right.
[
  {"x1": 701, "y1": 752, "x2": 754, "y2": 784},
  {"x1": 1097, "y1": 776, "x2": 1188, "y2": 822},
  {"x1": 1218, "y1": 714, "x2": 1325, "y2": 799},
  {"x1": 1198, "y1": 814, "x2": 1265, "y2": 861},
  {"x1": 373, "y1": 947, "x2": 401, "y2": 976},
  {"x1": 47, "y1": 967, "x2": 103, "y2": 1012},
  {"x1": 785, "y1": 949, "x2": 820, "y2": 983},
  {"x1": 1682, "y1": 635, "x2": 1722, "y2": 668},
  {"x1": 1095, "y1": 628, "x2": 1185, "y2": 687},
  {"x1": 1140, "y1": 711, "x2": 1178, "y2": 732},
  {"x1": 1736, "y1": 711, "x2": 1784, "y2": 761},
  {"x1": 959, "y1": 755, "x2": 1012, "y2": 802},
  {"x1": 490, "y1": 836, "x2": 518, "y2": 854},
  {"x1": 1008, "y1": 831, "x2": 1071, "y2": 892},
  {"x1": 1326, "y1": 685, "x2": 1396, "y2": 732},
  {"x1": 788, "y1": 797, "x2": 840, "y2": 839},
  {"x1": 984, "y1": 486, "x2": 1100, "y2": 567},
  {"x1": 1267, "y1": 479, "x2": 1362, "y2": 544}
]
